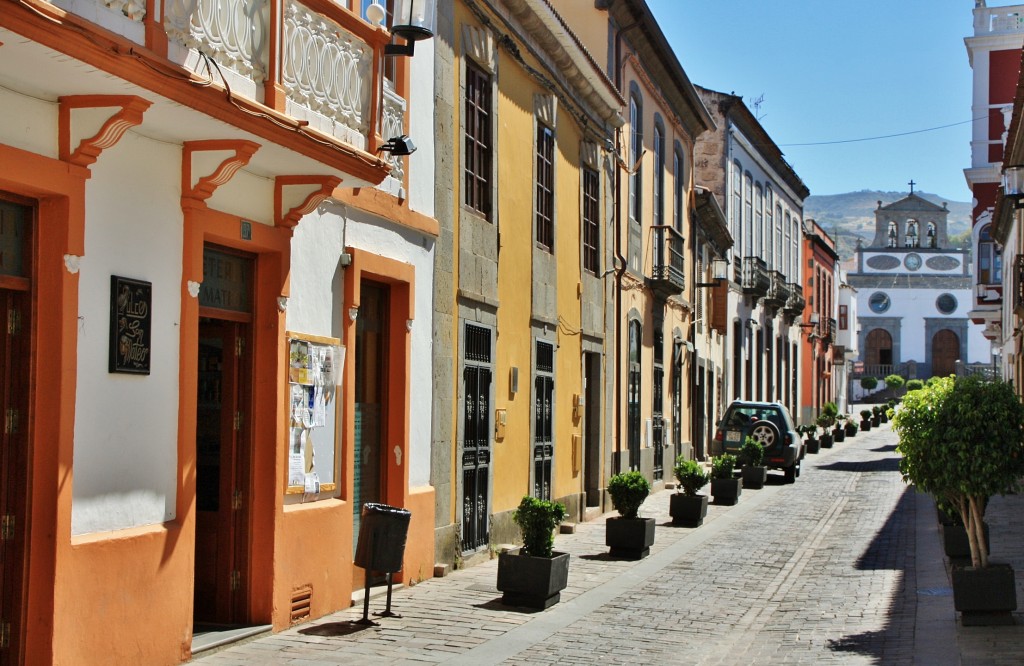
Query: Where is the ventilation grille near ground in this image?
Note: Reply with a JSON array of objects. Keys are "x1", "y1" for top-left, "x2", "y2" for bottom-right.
[{"x1": 291, "y1": 586, "x2": 312, "y2": 624}]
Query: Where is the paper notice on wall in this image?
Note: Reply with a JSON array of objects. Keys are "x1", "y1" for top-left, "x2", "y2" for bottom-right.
[
  {"x1": 291, "y1": 384, "x2": 308, "y2": 426},
  {"x1": 288, "y1": 429, "x2": 305, "y2": 486},
  {"x1": 303, "y1": 472, "x2": 320, "y2": 502},
  {"x1": 289, "y1": 340, "x2": 313, "y2": 385},
  {"x1": 312, "y1": 385, "x2": 327, "y2": 427}
]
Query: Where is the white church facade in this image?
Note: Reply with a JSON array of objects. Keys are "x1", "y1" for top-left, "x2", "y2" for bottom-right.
[{"x1": 848, "y1": 192, "x2": 988, "y2": 381}]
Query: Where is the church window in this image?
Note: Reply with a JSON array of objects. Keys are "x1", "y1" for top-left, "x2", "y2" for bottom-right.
[
  {"x1": 869, "y1": 291, "x2": 891, "y2": 314},
  {"x1": 936, "y1": 293, "x2": 957, "y2": 315}
]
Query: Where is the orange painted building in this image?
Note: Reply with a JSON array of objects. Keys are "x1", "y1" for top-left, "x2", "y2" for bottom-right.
[
  {"x1": 0, "y1": 0, "x2": 438, "y2": 663},
  {"x1": 800, "y1": 220, "x2": 839, "y2": 421}
]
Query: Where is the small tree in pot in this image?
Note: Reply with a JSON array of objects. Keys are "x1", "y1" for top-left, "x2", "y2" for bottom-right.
[
  {"x1": 605, "y1": 470, "x2": 654, "y2": 560},
  {"x1": 884, "y1": 373, "x2": 905, "y2": 397},
  {"x1": 817, "y1": 413, "x2": 835, "y2": 448},
  {"x1": 860, "y1": 376, "x2": 879, "y2": 394},
  {"x1": 859, "y1": 408, "x2": 873, "y2": 431},
  {"x1": 893, "y1": 375, "x2": 1024, "y2": 625},
  {"x1": 739, "y1": 436, "x2": 767, "y2": 489},
  {"x1": 797, "y1": 423, "x2": 820, "y2": 454},
  {"x1": 710, "y1": 453, "x2": 740, "y2": 505},
  {"x1": 845, "y1": 419, "x2": 858, "y2": 437},
  {"x1": 670, "y1": 457, "x2": 710, "y2": 527},
  {"x1": 833, "y1": 413, "x2": 847, "y2": 442},
  {"x1": 496, "y1": 496, "x2": 568, "y2": 609}
]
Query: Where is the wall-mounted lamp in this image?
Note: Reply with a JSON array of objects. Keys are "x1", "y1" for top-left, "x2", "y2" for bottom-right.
[
  {"x1": 798, "y1": 312, "x2": 820, "y2": 330},
  {"x1": 695, "y1": 257, "x2": 729, "y2": 288},
  {"x1": 378, "y1": 135, "x2": 417, "y2": 156},
  {"x1": 383, "y1": 0, "x2": 437, "y2": 57},
  {"x1": 1003, "y1": 165, "x2": 1024, "y2": 208},
  {"x1": 348, "y1": 306, "x2": 359, "y2": 322}
]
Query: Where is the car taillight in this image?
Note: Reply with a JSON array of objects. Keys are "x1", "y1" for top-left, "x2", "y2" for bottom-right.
[
  {"x1": 714, "y1": 431, "x2": 723, "y2": 442},
  {"x1": 784, "y1": 433, "x2": 791, "y2": 444}
]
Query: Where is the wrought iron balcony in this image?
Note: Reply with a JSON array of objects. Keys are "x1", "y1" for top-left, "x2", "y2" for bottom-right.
[
  {"x1": 824, "y1": 318, "x2": 837, "y2": 345},
  {"x1": 784, "y1": 282, "x2": 805, "y2": 316},
  {"x1": 763, "y1": 271, "x2": 790, "y2": 310},
  {"x1": 648, "y1": 226, "x2": 686, "y2": 298},
  {"x1": 741, "y1": 257, "x2": 770, "y2": 299}
]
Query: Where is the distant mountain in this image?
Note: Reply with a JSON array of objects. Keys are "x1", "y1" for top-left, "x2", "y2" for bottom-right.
[{"x1": 804, "y1": 190, "x2": 972, "y2": 261}]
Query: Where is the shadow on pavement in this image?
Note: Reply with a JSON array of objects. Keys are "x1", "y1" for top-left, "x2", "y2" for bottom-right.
[
  {"x1": 298, "y1": 621, "x2": 375, "y2": 637},
  {"x1": 815, "y1": 457, "x2": 900, "y2": 473},
  {"x1": 872, "y1": 444, "x2": 898, "y2": 453}
]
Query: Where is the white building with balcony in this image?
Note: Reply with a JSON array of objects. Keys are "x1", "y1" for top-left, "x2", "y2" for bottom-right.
[{"x1": 0, "y1": 0, "x2": 437, "y2": 662}]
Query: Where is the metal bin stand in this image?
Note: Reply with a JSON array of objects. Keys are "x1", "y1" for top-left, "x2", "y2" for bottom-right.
[{"x1": 354, "y1": 502, "x2": 411, "y2": 625}]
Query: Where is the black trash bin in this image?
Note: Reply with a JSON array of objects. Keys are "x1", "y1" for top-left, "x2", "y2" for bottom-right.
[
  {"x1": 353, "y1": 503, "x2": 411, "y2": 624},
  {"x1": 355, "y1": 503, "x2": 411, "y2": 573}
]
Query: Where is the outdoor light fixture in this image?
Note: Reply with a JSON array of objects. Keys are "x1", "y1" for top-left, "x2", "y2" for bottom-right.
[
  {"x1": 384, "y1": 0, "x2": 437, "y2": 57},
  {"x1": 798, "y1": 312, "x2": 820, "y2": 329},
  {"x1": 1003, "y1": 165, "x2": 1024, "y2": 208},
  {"x1": 695, "y1": 257, "x2": 729, "y2": 288},
  {"x1": 378, "y1": 135, "x2": 417, "y2": 157}
]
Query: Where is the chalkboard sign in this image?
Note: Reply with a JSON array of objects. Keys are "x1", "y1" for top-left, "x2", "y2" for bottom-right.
[{"x1": 109, "y1": 275, "x2": 152, "y2": 374}]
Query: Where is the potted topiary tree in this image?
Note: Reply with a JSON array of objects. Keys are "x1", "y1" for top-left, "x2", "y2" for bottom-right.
[
  {"x1": 892, "y1": 375, "x2": 1024, "y2": 625},
  {"x1": 871, "y1": 405, "x2": 882, "y2": 426},
  {"x1": 798, "y1": 423, "x2": 819, "y2": 454},
  {"x1": 496, "y1": 495, "x2": 569, "y2": 609},
  {"x1": 739, "y1": 436, "x2": 767, "y2": 489},
  {"x1": 605, "y1": 470, "x2": 654, "y2": 560},
  {"x1": 860, "y1": 376, "x2": 879, "y2": 395},
  {"x1": 710, "y1": 454, "x2": 740, "y2": 505},
  {"x1": 884, "y1": 373, "x2": 905, "y2": 397},
  {"x1": 833, "y1": 413, "x2": 847, "y2": 443},
  {"x1": 906, "y1": 379, "x2": 924, "y2": 392},
  {"x1": 859, "y1": 408, "x2": 873, "y2": 432},
  {"x1": 670, "y1": 457, "x2": 710, "y2": 527},
  {"x1": 817, "y1": 413, "x2": 835, "y2": 448},
  {"x1": 845, "y1": 419, "x2": 858, "y2": 437}
]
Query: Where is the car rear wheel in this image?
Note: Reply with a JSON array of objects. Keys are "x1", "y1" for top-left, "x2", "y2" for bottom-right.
[{"x1": 784, "y1": 462, "x2": 797, "y2": 484}]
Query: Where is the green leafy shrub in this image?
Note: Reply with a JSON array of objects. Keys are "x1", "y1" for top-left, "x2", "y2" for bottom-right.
[
  {"x1": 884, "y1": 374, "x2": 905, "y2": 390},
  {"x1": 893, "y1": 375, "x2": 1024, "y2": 568},
  {"x1": 846, "y1": 421, "x2": 858, "y2": 434},
  {"x1": 739, "y1": 436, "x2": 765, "y2": 467},
  {"x1": 796, "y1": 423, "x2": 817, "y2": 438},
  {"x1": 860, "y1": 409, "x2": 873, "y2": 420},
  {"x1": 906, "y1": 379, "x2": 924, "y2": 391},
  {"x1": 816, "y1": 413, "x2": 834, "y2": 429},
  {"x1": 822, "y1": 401, "x2": 839, "y2": 418},
  {"x1": 711, "y1": 454, "x2": 736, "y2": 479},
  {"x1": 673, "y1": 457, "x2": 709, "y2": 497},
  {"x1": 513, "y1": 495, "x2": 567, "y2": 558},
  {"x1": 860, "y1": 376, "x2": 879, "y2": 390},
  {"x1": 607, "y1": 470, "x2": 651, "y2": 519},
  {"x1": 872, "y1": 405, "x2": 882, "y2": 416},
  {"x1": 925, "y1": 376, "x2": 941, "y2": 387}
]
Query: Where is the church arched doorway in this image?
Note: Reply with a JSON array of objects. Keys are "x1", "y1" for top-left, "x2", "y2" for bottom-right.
[
  {"x1": 865, "y1": 328, "x2": 893, "y2": 368},
  {"x1": 932, "y1": 329, "x2": 960, "y2": 378}
]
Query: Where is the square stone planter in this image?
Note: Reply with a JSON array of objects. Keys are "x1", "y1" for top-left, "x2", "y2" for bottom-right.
[
  {"x1": 741, "y1": 465, "x2": 767, "y2": 489},
  {"x1": 669, "y1": 493, "x2": 708, "y2": 527},
  {"x1": 860, "y1": 420, "x2": 871, "y2": 432},
  {"x1": 497, "y1": 549, "x2": 570, "y2": 610},
  {"x1": 805, "y1": 438, "x2": 820, "y2": 454},
  {"x1": 711, "y1": 477, "x2": 741, "y2": 505},
  {"x1": 833, "y1": 429, "x2": 845, "y2": 443},
  {"x1": 606, "y1": 516, "x2": 656, "y2": 560},
  {"x1": 953, "y1": 563, "x2": 1017, "y2": 625},
  {"x1": 819, "y1": 433, "x2": 833, "y2": 449},
  {"x1": 845, "y1": 424, "x2": 857, "y2": 437},
  {"x1": 942, "y1": 522, "x2": 989, "y2": 563}
]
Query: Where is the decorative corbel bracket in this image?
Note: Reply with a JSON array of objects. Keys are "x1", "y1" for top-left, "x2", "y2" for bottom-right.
[
  {"x1": 58, "y1": 95, "x2": 152, "y2": 169},
  {"x1": 182, "y1": 140, "x2": 261, "y2": 204},
  {"x1": 275, "y1": 175, "x2": 342, "y2": 228}
]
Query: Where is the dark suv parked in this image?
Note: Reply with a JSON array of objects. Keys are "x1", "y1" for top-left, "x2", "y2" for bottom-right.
[{"x1": 713, "y1": 400, "x2": 803, "y2": 483}]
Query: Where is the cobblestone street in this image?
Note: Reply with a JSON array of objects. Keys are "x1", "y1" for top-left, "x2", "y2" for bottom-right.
[{"x1": 193, "y1": 420, "x2": 1024, "y2": 665}]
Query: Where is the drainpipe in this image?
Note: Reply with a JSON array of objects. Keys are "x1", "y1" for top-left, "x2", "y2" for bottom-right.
[{"x1": 612, "y1": 16, "x2": 642, "y2": 476}]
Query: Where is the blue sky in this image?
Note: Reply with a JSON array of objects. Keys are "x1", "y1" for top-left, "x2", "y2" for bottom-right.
[{"x1": 646, "y1": 0, "x2": 1007, "y2": 202}]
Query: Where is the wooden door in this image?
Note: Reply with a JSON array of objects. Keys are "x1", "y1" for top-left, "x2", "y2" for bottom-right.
[
  {"x1": 0, "y1": 195, "x2": 32, "y2": 664},
  {"x1": 932, "y1": 330, "x2": 960, "y2": 378},
  {"x1": 194, "y1": 317, "x2": 252, "y2": 626}
]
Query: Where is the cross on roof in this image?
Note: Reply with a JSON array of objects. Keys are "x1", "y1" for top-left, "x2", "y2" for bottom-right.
[{"x1": 908, "y1": 179, "x2": 915, "y2": 194}]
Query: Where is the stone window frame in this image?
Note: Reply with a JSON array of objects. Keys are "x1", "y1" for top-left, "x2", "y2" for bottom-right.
[
  {"x1": 533, "y1": 93, "x2": 557, "y2": 253},
  {"x1": 460, "y1": 24, "x2": 498, "y2": 225}
]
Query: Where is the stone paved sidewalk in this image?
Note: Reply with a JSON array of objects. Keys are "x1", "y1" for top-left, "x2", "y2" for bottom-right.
[{"x1": 192, "y1": 418, "x2": 1024, "y2": 665}]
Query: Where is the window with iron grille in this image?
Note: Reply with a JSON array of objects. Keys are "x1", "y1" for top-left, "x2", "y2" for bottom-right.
[
  {"x1": 583, "y1": 167, "x2": 600, "y2": 273},
  {"x1": 652, "y1": 322, "x2": 664, "y2": 480},
  {"x1": 536, "y1": 124, "x2": 555, "y2": 250},
  {"x1": 464, "y1": 61, "x2": 493, "y2": 219},
  {"x1": 462, "y1": 323, "x2": 492, "y2": 551}
]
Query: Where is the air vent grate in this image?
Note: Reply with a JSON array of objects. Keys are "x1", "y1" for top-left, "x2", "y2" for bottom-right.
[{"x1": 290, "y1": 586, "x2": 312, "y2": 624}]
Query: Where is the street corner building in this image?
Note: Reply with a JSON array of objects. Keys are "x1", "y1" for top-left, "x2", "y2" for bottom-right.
[{"x1": 0, "y1": 0, "x2": 439, "y2": 663}]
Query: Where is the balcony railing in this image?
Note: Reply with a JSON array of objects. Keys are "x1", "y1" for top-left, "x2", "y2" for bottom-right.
[
  {"x1": 1015, "y1": 255, "x2": 1024, "y2": 317},
  {"x1": 824, "y1": 318, "x2": 837, "y2": 345},
  {"x1": 156, "y1": 0, "x2": 396, "y2": 155},
  {"x1": 784, "y1": 282, "x2": 805, "y2": 315},
  {"x1": 742, "y1": 256, "x2": 770, "y2": 299},
  {"x1": 648, "y1": 226, "x2": 685, "y2": 298},
  {"x1": 763, "y1": 270, "x2": 789, "y2": 310}
]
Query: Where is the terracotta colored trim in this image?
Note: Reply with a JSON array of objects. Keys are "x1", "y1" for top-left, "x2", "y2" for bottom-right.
[
  {"x1": 275, "y1": 175, "x2": 343, "y2": 228},
  {"x1": 182, "y1": 140, "x2": 261, "y2": 202},
  {"x1": 0, "y1": 142, "x2": 86, "y2": 665},
  {"x1": 58, "y1": 95, "x2": 152, "y2": 168},
  {"x1": 2, "y1": 0, "x2": 391, "y2": 184},
  {"x1": 331, "y1": 187, "x2": 439, "y2": 237}
]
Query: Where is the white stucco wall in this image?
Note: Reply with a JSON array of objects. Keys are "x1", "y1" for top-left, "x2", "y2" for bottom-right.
[
  {"x1": 71, "y1": 131, "x2": 183, "y2": 535},
  {"x1": 0, "y1": 88, "x2": 58, "y2": 160},
  {"x1": 290, "y1": 202, "x2": 434, "y2": 490},
  {"x1": 407, "y1": 38, "x2": 436, "y2": 221}
]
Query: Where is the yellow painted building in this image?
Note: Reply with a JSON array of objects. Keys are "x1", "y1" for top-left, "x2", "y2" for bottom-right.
[{"x1": 432, "y1": 0, "x2": 622, "y2": 565}]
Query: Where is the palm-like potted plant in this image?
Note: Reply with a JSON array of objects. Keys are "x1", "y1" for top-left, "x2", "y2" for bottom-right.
[
  {"x1": 670, "y1": 457, "x2": 710, "y2": 527},
  {"x1": 833, "y1": 413, "x2": 847, "y2": 442},
  {"x1": 892, "y1": 375, "x2": 1024, "y2": 625},
  {"x1": 817, "y1": 413, "x2": 835, "y2": 448},
  {"x1": 605, "y1": 470, "x2": 654, "y2": 560},
  {"x1": 797, "y1": 423, "x2": 819, "y2": 454},
  {"x1": 739, "y1": 436, "x2": 767, "y2": 489},
  {"x1": 859, "y1": 408, "x2": 873, "y2": 432},
  {"x1": 496, "y1": 495, "x2": 568, "y2": 609},
  {"x1": 710, "y1": 453, "x2": 740, "y2": 505}
]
